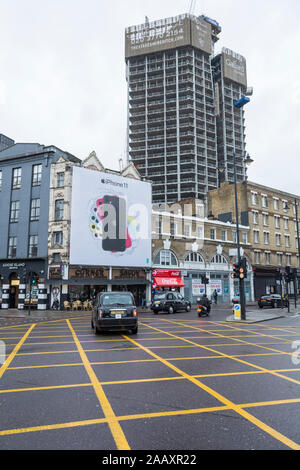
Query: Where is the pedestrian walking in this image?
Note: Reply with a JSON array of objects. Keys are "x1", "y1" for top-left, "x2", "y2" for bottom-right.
[
  {"x1": 213, "y1": 289, "x2": 218, "y2": 305},
  {"x1": 141, "y1": 292, "x2": 146, "y2": 309}
]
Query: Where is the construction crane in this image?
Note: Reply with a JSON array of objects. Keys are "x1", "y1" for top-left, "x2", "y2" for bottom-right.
[{"x1": 188, "y1": 0, "x2": 196, "y2": 15}]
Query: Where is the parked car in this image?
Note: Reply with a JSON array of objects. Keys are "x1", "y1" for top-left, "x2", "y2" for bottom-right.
[
  {"x1": 151, "y1": 291, "x2": 191, "y2": 314},
  {"x1": 91, "y1": 291, "x2": 138, "y2": 334},
  {"x1": 258, "y1": 294, "x2": 288, "y2": 309}
]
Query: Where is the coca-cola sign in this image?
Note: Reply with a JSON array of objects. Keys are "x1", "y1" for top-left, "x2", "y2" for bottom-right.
[{"x1": 152, "y1": 269, "x2": 181, "y2": 278}]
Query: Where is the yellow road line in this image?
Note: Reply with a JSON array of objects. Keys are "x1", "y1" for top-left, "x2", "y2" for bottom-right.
[
  {"x1": 0, "y1": 383, "x2": 92, "y2": 394},
  {"x1": 158, "y1": 319, "x2": 300, "y2": 386},
  {"x1": 7, "y1": 352, "x2": 294, "y2": 372},
  {"x1": 2, "y1": 367, "x2": 300, "y2": 392},
  {"x1": 66, "y1": 319, "x2": 130, "y2": 450},
  {"x1": 131, "y1": 324, "x2": 300, "y2": 450},
  {"x1": 2, "y1": 394, "x2": 300, "y2": 438},
  {"x1": 0, "y1": 324, "x2": 35, "y2": 379}
]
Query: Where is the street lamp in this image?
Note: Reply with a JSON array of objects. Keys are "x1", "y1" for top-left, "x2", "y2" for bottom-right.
[
  {"x1": 233, "y1": 95, "x2": 252, "y2": 320},
  {"x1": 283, "y1": 200, "x2": 300, "y2": 307}
]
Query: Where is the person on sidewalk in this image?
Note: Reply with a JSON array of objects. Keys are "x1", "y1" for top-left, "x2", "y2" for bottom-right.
[
  {"x1": 141, "y1": 292, "x2": 146, "y2": 309},
  {"x1": 213, "y1": 289, "x2": 218, "y2": 305}
]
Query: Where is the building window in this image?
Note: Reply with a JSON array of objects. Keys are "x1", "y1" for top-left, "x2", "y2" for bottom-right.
[
  {"x1": 10, "y1": 200, "x2": 20, "y2": 223},
  {"x1": 242, "y1": 232, "x2": 248, "y2": 244},
  {"x1": 232, "y1": 231, "x2": 237, "y2": 243},
  {"x1": 197, "y1": 225, "x2": 203, "y2": 240},
  {"x1": 254, "y1": 251, "x2": 261, "y2": 264},
  {"x1": 154, "y1": 217, "x2": 162, "y2": 235},
  {"x1": 57, "y1": 172, "x2": 65, "y2": 187},
  {"x1": 12, "y1": 168, "x2": 22, "y2": 189},
  {"x1": 29, "y1": 235, "x2": 38, "y2": 257},
  {"x1": 276, "y1": 234, "x2": 281, "y2": 246},
  {"x1": 253, "y1": 230, "x2": 259, "y2": 244},
  {"x1": 154, "y1": 249, "x2": 178, "y2": 266},
  {"x1": 274, "y1": 216, "x2": 280, "y2": 229},
  {"x1": 30, "y1": 198, "x2": 40, "y2": 221},
  {"x1": 53, "y1": 231, "x2": 63, "y2": 246},
  {"x1": 283, "y1": 201, "x2": 288, "y2": 212},
  {"x1": 285, "y1": 235, "x2": 290, "y2": 248},
  {"x1": 221, "y1": 230, "x2": 227, "y2": 241},
  {"x1": 263, "y1": 232, "x2": 270, "y2": 245},
  {"x1": 185, "y1": 252, "x2": 205, "y2": 264},
  {"x1": 0, "y1": 170, "x2": 2, "y2": 191},
  {"x1": 277, "y1": 253, "x2": 283, "y2": 266},
  {"x1": 210, "y1": 228, "x2": 216, "y2": 240},
  {"x1": 261, "y1": 195, "x2": 268, "y2": 208},
  {"x1": 55, "y1": 199, "x2": 64, "y2": 221},
  {"x1": 211, "y1": 254, "x2": 228, "y2": 265},
  {"x1": 32, "y1": 164, "x2": 42, "y2": 186},
  {"x1": 262, "y1": 213, "x2": 269, "y2": 226},
  {"x1": 184, "y1": 224, "x2": 191, "y2": 237},
  {"x1": 283, "y1": 218, "x2": 289, "y2": 230},
  {"x1": 286, "y1": 254, "x2": 292, "y2": 266},
  {"x1": 265, "y1": 252, "x2": 271, "y2": 265},
  {"x1": 273, "y1": 198, "x2": 279, "y2": 211},
  {"x1": 251, "y1": 192, "x2": 257, "y2": 205},
  {"x1": 252, "y1": 211, "x2": 258, "y2": 224},
  {"x1": 8, "y1": 237, "x2": 17, "y2": 258}
]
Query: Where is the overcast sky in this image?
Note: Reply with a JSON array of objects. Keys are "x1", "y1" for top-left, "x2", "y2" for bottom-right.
[{"x1": 1, "y1": 0, "x2": 299, "y2": 195}]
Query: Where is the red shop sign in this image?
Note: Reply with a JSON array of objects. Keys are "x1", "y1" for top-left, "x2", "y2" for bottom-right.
[{"x1": 152, "y1": 269, "x2": 181, "y2": 278}]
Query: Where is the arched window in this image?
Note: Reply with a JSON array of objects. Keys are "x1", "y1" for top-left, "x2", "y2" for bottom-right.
[
  {"x1": 154, "y1": 250, "x2": 178, "y2": 267},
  {"x1": 210, "y1": 254, "x2": 228, "y2": 265},
  {"x1": 184, "y1": 252, "x2": 205, "y2": 264}
]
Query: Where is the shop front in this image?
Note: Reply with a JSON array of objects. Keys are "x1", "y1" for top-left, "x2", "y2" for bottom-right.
[
  {"x1": 152, "y1": 269, "x2": 185, "y2": 297},
  {"x1": 184, "y1": 272, "x2": 231, "y2": 304},
  {"x1": 0, "y1": 259, "x2": 47, "y2": 310},
  {"x1": 47, "y1": 266, "x2": 151, "y2": 309}
]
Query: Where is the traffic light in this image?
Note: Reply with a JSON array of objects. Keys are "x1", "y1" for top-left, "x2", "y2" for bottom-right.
[
  {"x1": 231, "y1": 262, "x2": 246, "y2": 280},
  {"x1": 231, "y1": 263, "x2": 240, "y2": 279},
  {"x1": 201, "y1": 275, "x2": 209, "y2": 284},
  {"x1": 284, "y1": 266, "x2": 294, "y2": 283},
  {"x1": 30, "y1": 273, "x2": 39, "y2": 286},
  {"x1": 240, "y1": 257, "x2": 248, "y2": 279}
]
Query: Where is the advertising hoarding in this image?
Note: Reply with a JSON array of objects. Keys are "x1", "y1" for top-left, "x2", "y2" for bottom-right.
[
  {"x1": 125, "y1": 15, "x2": 212, "y2": 59},
  {"x1": 222, "y1": 48, "x2": 247, "y2": 87},
  {"x1": 70, "y1": 167, "x2": 152, "y2": 268},
  {"x1": 191, "y1": 17, "x2": 212, "y2": 55},
  {"x1": 125, "y1": 16, "x2": 191, "y2": 58}
]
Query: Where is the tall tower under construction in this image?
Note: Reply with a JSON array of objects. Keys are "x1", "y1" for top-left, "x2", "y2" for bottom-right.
[{"x1": 125, "y1": 13, "x2": 249, "y2": 203}]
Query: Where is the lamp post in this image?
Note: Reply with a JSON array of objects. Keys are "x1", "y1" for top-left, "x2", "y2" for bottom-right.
[
  {"x1": 284, "y1": 200, "x2": 300, "y2": 308},
  {"x1": 233, "y1": 152, "x2": 253, "y2": 320},
  {"x1": 232, "y1": 95, "x2": 253, "y2": 320}
]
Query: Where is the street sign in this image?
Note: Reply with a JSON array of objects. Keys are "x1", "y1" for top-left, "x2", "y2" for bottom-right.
[{"x1": 234, "y1": 304, "x2": 241, "y2": 320}]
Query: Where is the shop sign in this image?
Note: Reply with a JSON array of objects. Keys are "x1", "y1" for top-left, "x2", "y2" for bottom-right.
[
  {"x1": 152, "y1": 269, "x2": 181, "y2": 278},
  {"x1": 1, "y1": 262, "x2": 25, "y2": 270},
  {"x1": 112, "y1": 269, "x2": 146, "y2": 280},
  {"x1": 49, "y1": 267, "x2": 62, "y2": 279},
  {"x1": 209, "y1": 280, "x2": 222, "y2": 295},
  {"x1": 69, "y1": 267, "x2": 109, "y2": 279},
  {"x1": 192, "y1": 280, "x2": 205, "y2": 296}
]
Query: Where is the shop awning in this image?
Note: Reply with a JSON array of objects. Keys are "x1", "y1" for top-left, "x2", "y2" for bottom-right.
[{"x1": 153, "y1": 277, "x2": 185, "y2": 287}]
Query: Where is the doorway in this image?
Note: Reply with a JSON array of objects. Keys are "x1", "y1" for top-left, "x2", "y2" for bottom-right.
[{"x1": 9, "y1": 272, "x2": 20, "y2": 308}]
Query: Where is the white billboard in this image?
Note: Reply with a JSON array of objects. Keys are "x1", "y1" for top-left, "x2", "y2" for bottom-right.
[{"x1": 70, "y1": 167, "x2": 152, "y2": 268}]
